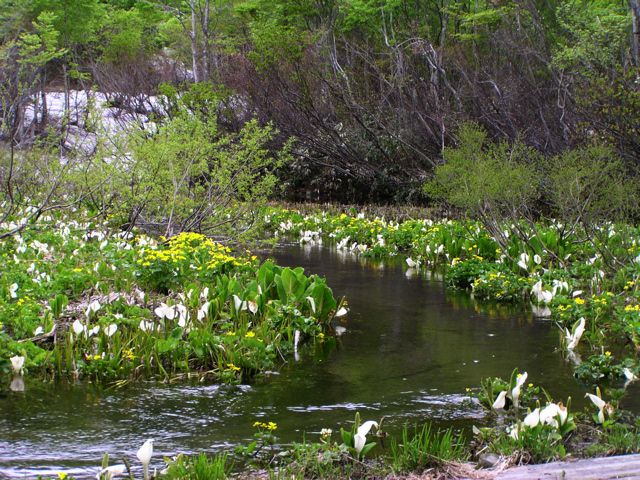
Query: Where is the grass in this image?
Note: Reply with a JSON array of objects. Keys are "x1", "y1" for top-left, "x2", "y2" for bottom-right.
[
  {"x1": 389, "y1": 423, "x2": 468, "y2": 474},
  {"x1": 162, "y1": 452, "x2": 232, "y2": 480}
]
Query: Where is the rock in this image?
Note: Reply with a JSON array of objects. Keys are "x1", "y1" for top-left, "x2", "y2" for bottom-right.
[
  {"x1": 63, "y1": 125, "x2": 97, "y2": 155},
  {"x1": 477, "y1": 452, "x2": 501, "y2": 469}
]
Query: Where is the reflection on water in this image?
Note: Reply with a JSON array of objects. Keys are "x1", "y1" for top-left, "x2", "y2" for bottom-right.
[{"x1": 0, "y1": 244, "x2": 595, "y2": 478}]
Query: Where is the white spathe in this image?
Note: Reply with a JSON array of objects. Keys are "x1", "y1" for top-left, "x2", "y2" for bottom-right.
[
  {"x1": 405, "y1": 257, "x2": 418, "y2": 268},
  {"x1": 233, "y1": 295, "x2": 247, "y2": 312},
  {"x1": 586, "y1": 393, "x2": 607, "y2": 424},
  {"x1": 354, "y1": 420, "x2": 378, "y2": 455},
  {"x1": 565, "y1": 317, "x2": 586, "y2": 351},
  {"x1": 335, "y1": 306, "x2": 348, "y2": 317},
  {"x1": 354, "y1": 433, "x2": 366, "y2": 454},
  {"x1": 248, "y1": 300, "x2": 258, "y2": 315},
  {"x1": 104, "y1": 324, "x2": 118, "y2": 337},
  {"x1": 492, "y1": 390, "x2": 507, "y2": 410},
  {"x1": 523, "y1": 408, "x2": 541, "y2": 428},
  {"x1": 539, "y1": 403, "x2": 562, "y2": 428},
  {"x1": 10, "y1": 355, "x2": 25, "y2": 375},
  {"x1": 86, "y1": 300, "x2": 102, "y2": 318},
  {"x1": 531, "y1": 280, "x2": 553, "y2": 304},
  {"x1": 139, "y1": 320, "x2": 155, "y2": 332},
  {"x1": 306, "y1": 296, "x2": 316, "y2": 314},
  {"x1": 154, "y1": 303, "x2": 176, "y2": 320},
  {"x1": 96, "y1": 464, "x2": 127, "y2": 479},
  {"x1": 137, "y1": 439, "x2": 154, "y2": 480},
  {"x1": 517, "y1": 253, "x2": 530, "y2": 270},
  {"x1": 72, "y1": 319, "x2": 85, "y2": 336},
  {"x1": 197, "y1": 302, "x2": 210, "y2": 321},
  {"x1": 511, "y1": 372, "x2": 528, "y2": 408}
]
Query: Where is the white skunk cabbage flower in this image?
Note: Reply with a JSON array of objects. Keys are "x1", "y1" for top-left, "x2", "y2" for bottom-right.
[
  {"x1": 72, "y1": 319, "x2": 85, "y2": 336},
  {"x1": 248, "y1": 300, "x2": 258, "y2": 315},
  {"x1": 154, "y1": 303, "x2": 176, "y2": 320},
  {"x1": 197, "y1": 302, "x2": 210, "y2": 321},
  {"x1": 531, "y1": 280, "x2": 553, "y2": 304},
  {"x1": 586, "y1": 392, "x2": 607, "y2": 424},
  {"x1": 10, "y1": 355, "x2": 25, "y2": 375},
  {"x1": 139, "y1": 320, "x2": 155, "y2": 332},
  {"x1": 335, "y1": 306, "x2": 348, "y2": 317},
  {"x1": 539, "y1": 403, "x2": 565, "y2": 428},
  {"x1": 306, "y1": 296, "x2": 316, "y2": 314},
  {"x1": 233, "y1": 295, "x2": 247, "y2": 312},
  {"x1": 96, "y1": 464, "x2": 127, "y2": 479},
  {"x1": 354, "y1": 421, "x2": 378, "y2": 455},
  {"x1": 511, "y1": 372, "x2": 528, "y2": 408},
  {"x1": 523, "y1": 408, "x2": 540, "y2": 428},
  {"x1": 565, "y1": 317, "x2": 586, "y2": 351},
  {"x1": 517, "y1": 253, "x2": 530, "y2": 270},
  {"x1": 85, "y1": 300, "x2": 102, "y2": 318},
  {"x1": 104, "y1": 324, "x2": 118, "y2": 337},
  {"x1": 137, "y1": 439, "x2": 154, "y2": 480},
  {"x1": 492, "y1": 390, "x2": 507, "y2": 410}
]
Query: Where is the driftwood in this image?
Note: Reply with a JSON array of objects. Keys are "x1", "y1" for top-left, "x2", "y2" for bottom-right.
[{"x1": 17, "y1": 324, "x2": 56, "y2": 345}]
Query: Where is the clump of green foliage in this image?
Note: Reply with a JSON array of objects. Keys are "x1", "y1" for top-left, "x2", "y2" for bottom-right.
[
  {"x1": 389, "y1": 423, "x2": 467, "y2": 473},
  {"x1": 0, "y1": 213, "x2": 340, "y2": 384}
]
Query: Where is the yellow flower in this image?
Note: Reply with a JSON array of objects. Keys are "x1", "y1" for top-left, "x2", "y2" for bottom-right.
[
  {"x1": 245, "y1": 331, "x2": 255, "y2": 338},
  {"x1": 226, "y1": 363, "x2": 241, "y2": 372},
  {"x1": 93, "y1": 354, "x2": 101, "y2": 361},
  {"x1": 574, "y1": 298, "x2": 585, "y2": 305},
  {"x1": 57, "y1": 473, "x2": 68, "y2": 479},
  {"x1": 122, "y1": 348, "x2": 135, "y2": 360},
  {"x1": 605, "y1": 351, "x2": 612, "y2": 357}
]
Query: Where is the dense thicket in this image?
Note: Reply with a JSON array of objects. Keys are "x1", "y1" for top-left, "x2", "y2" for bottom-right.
[{"x1": 0, "y1": 0, "x2": 638, "y2": 204}]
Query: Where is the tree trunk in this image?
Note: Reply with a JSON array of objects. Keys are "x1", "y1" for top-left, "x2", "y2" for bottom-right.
[
  {"x1": 190, "y1": 2, "x2": 200, "y2": 82},
  {"x1": 631, "y1": 0, "x2": 640, "y2": 66},
  {"x1": 201, "y1": 0, "x2": 211, "y2": 80}
]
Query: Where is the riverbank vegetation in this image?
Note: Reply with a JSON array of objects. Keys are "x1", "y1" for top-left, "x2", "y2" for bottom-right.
[
  {"x1": 83, "y1": 399, "x2": 640, "y2": 479},
  {"x1": 2, "y1": 0, "x2": 640, "y2": 477},
  {"x1": 0, "y1": 211, "x2": 342, "y2": 385}
]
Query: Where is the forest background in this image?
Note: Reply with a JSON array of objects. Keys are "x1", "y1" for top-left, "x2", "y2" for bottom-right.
[{"x1": 1, "y1": 0, "x2": 639, "y2": 222}]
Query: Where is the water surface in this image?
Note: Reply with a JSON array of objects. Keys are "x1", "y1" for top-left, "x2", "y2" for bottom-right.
[{"x1": 0, "y1": 244, "x2": 600, "y2": 478}]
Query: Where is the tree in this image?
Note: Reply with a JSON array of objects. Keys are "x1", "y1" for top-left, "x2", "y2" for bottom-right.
[
  {"x1": 85, "y1": 84, "x2": 290, "y2": 237},
  {"x1": 425, "y1": 123, "x2": 540, "y2": 247}
]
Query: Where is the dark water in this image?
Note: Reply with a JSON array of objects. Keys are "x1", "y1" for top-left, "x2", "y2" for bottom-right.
[{"x1": 1, "y1": 244, "x2": 629, "y2": 479}]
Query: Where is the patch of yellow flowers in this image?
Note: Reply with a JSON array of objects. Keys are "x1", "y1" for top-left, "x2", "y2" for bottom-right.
[
  {"x1": 253, "y1": 421, "x2": 278, "y2": 431},
  {"x1": 137, "y1": 232, "x2": 252, "y2": 271}
]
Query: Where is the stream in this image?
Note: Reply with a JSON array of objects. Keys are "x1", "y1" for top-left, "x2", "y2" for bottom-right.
[{"x1": 0, "y1": 243, "x2": 625, "y2": 479}]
